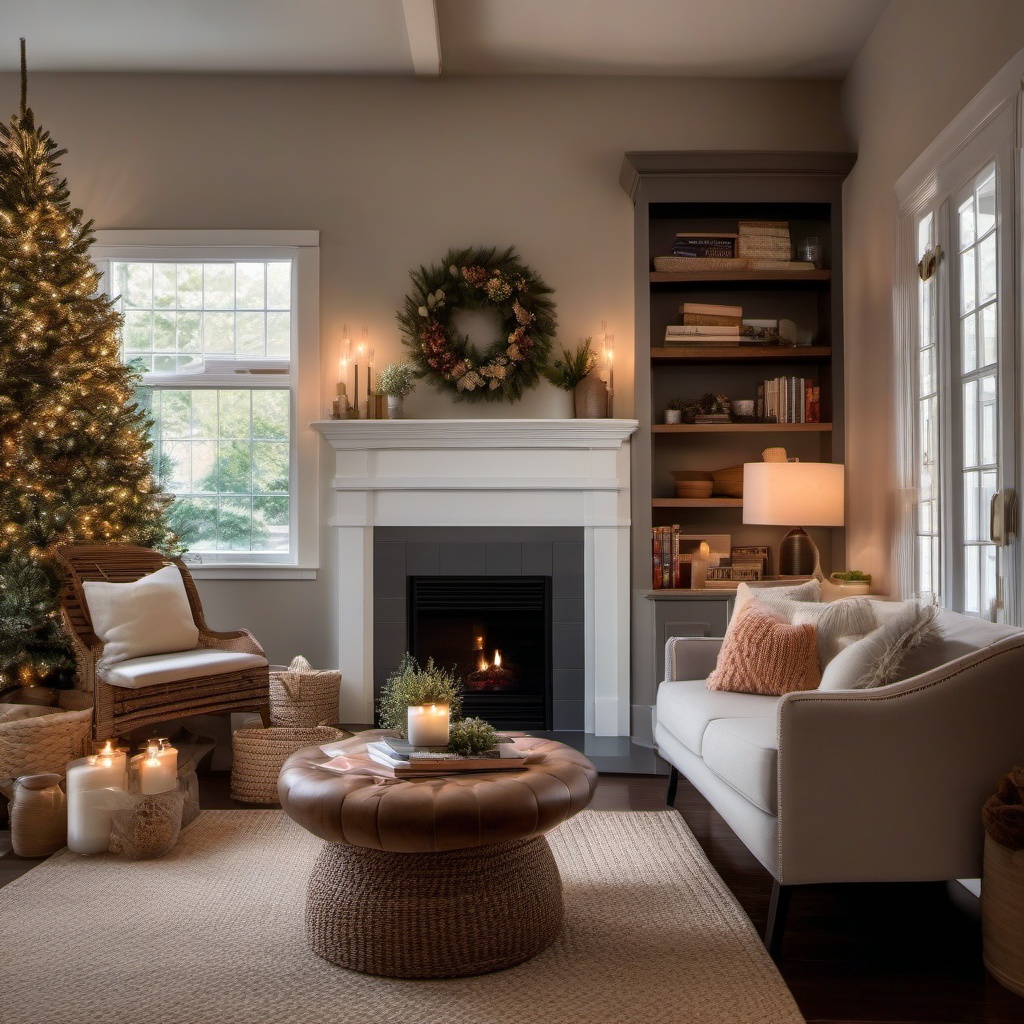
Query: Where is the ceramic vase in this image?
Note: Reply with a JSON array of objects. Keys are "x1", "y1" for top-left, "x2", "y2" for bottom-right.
[
  {"x1": 8, "y1": 773, "x2": 67, "y2": 857},
  {"x1": 573, "y1": 372, "x2": 608, "y2": 418}
]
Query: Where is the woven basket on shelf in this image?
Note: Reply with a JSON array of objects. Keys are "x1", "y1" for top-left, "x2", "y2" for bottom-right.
[
  {"x1": 269, "y1": 656, "x2": 341, "y2": 728},
  {"x1": 0, "y1": 704, "x2": 92, "y2": 781},
  {"x1": 230, "y1": 725, "x2": 345, "y2": 805}
]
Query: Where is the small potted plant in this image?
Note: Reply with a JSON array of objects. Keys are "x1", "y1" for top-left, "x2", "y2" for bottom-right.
[
  {"x1": 446, "y1": 717, "x2": 499, "y2": 756},
  {"x1": 377, "y1": 653, "x2": 463, "y2": 742},
  {"x1": 664, "y1": 397, "x2": 685, "y2": 425},
  {"x1": 543, "y1": 338, "x2": 606, "y2": 417},
  {"x1": 828, "y1": 569, "x2": 872, "y2": 597},
  {"x1": 375, "y1": 362, "x2": 417, "y2": 419}
]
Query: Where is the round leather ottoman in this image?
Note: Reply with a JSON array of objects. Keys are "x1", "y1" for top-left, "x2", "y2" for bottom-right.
[{"x1": 278, "y1": 732, "x2": 597, "y2": 978}]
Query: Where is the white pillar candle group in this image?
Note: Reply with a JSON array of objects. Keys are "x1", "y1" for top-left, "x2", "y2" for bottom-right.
[{"x1": 407, "y1": 703, "x2": 450, "y2": 747}]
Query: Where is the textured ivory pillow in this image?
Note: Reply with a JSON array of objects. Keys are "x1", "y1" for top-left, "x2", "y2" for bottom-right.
[
  {"x1": 818, "y1": 603, "x2": 941, "y2": 690},
  {"x1": 787, "y1": 598, "x2": 878, "y2": 667},
  {"x1": 83, "y1": 563, "x2": 199, "y2": 666},
  {"x1": 725, "y1": 579, "x2": 821, "y2": 639},
  {"x1": 707, "y1": 601, "x2": 821, "y2": 695}
]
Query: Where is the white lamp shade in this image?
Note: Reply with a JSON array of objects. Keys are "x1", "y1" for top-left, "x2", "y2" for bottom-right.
[{"x1": 742, "y1": 462, "x2": 845, "y2": 526}]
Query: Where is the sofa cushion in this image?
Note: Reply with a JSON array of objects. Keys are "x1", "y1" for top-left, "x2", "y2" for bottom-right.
[
  {"x1": 656, "y1": 678, "x2": 780, "y2": 756},
  {"x1": 84, "y1": 564, "x2": 200, "y2": 666},
  {"x1": 701, "y1": 716, "x2": 779, "y2": 815},
  {"x1": 101, "y1": 649, "x2": 268, "y2": 689},
  {"x1": 708, "y1": 603, "x2": 821, "y2": 695}
]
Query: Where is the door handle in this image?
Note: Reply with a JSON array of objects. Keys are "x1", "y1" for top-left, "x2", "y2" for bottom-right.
[{"x1": 990, "y1": 489, "x2": 1018, "y2": 546}]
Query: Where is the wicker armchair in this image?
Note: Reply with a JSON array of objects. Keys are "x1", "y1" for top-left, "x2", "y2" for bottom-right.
[{"x1": 54, "y1": 544, "x2": 270, "y2": 741}]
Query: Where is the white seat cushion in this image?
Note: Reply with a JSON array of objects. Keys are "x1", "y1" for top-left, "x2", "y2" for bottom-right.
[
  {"x1": 656, "y1": 679, "x2": 780, "y2": 756},
  {"x1": 701, "y1": 717, "x2": 779, "y2": 815},
  {"x1": 101, "y1": 650, "x2": 268, "y2": 689}
]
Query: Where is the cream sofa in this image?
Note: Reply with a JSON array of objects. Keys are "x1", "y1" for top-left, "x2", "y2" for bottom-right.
[{"x1": 654, "y1": 604, "x2": 1024, "y2": 955}]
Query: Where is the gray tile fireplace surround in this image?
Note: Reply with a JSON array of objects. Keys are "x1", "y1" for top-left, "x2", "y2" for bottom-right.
[
  {"x1": 372, "y1": 526, "x2": 664, "y2": 774},
  {"x1": 373, "y1": 526, "x2": 585, "y2": 731}
]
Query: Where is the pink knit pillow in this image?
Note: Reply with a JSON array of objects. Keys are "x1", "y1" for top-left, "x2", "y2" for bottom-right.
[{"x1": 707, "y1": 602, "x2": 821, "y2": 695}]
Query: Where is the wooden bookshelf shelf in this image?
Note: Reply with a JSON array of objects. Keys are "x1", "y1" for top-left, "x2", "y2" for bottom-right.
[
  {"x1": 651, "y1": 422, "x2": 832, "y2": 434},
  {"x1": 651, "y1": 345, "x2": 832, "y2": 363},
  {"x1": 652, "y1": 498, "x2": 743, "y2": 508},
  {"x1": 650, "y1": 269, "x2": 831, "y2": 283}
]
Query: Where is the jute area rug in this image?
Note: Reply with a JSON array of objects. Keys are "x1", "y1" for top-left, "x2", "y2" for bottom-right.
[{"x1": 0, "y1": 809, "x2": 803, "y2": 1024}]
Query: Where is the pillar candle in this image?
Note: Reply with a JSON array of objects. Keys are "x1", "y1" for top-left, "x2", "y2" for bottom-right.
[
  {"x1": 66, "y1": 756, "x2": 125, "y2": 854},
  {"x1": 92, "y1": 739, "x2": 128, "y2": 789},
  {"x1": 134, "y1": 742, "x2": 177, "y2": 795},
  {"x1": 407, "y1": 703, "x2": 450, "y2": 747}
]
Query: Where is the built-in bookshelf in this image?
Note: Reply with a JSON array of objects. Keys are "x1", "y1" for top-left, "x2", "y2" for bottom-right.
[{"x1": 620, "y1": 151, "x2": 856, "y2": 738}]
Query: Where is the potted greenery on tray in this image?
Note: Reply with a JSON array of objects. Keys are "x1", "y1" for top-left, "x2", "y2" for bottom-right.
[{"x1": 377, "y1": 653, "x2": 463, "y2": 740}]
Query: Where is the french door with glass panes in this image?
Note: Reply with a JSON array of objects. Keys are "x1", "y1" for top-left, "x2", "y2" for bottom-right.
[{"x1": 912, "y1": 114, "x2": 1018, "y2": 621}]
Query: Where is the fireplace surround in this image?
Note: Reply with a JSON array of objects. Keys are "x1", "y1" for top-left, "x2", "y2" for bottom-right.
[{"x1": 314, "y1": 419, "x2": 638, "y2": 735}]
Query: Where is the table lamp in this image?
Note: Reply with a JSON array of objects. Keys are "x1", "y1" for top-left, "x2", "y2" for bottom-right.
[{"x1": 742, "y1": 460, "x2": 845, "y2": 578}]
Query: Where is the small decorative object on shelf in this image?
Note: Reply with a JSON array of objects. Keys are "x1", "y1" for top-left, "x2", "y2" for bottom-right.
[
  {"x1": 377, "y1": 652, "x2": 463, "y2": 738},
  {"x1": 375, "y1": 361, "x2": 417, "y2": 419},
  {"x1": 825, "y1": 570, "x2": 872, "y2": 597},
  {"x1": 397, "y1": 245, "x2": 557, "y2": 403},
  {"x1": 664, "y1": 398, "x2": 684, "y2": 425}
]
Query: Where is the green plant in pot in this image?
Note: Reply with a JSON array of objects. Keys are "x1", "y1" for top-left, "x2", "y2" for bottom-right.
[
  {"x1": 829, "y1": 569, "x2": 872, "y2": 595},
  {"x1": 543, "y1": 338, "x2": 606, "y2": 417},
  {"x1": 375, "y1": 362, "x2": 417, "y2": 419},
  {"x1": 447, "y1": 717, "x2": 499, "y2": 756},
  {"x1": 377, "y1": 653, "x2": 463, "y2": 737}
]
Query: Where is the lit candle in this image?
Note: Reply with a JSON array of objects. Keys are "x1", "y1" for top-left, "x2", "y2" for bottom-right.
[
  {"x1": 66, "y1": 755, "x2": 125, "y2": 854},
  {"x1": 135, "y1": 740, "x2": 177, "y2": 795},
  {"x1": 407, "y1": 703, "x2": 450, "y2": 747},
  {"x1": 604, "y1": 334, "x2": 615, "y2": 415},
  {"x1": 692, "y1": 541, "x2": 711, "y2": 589},
  {"x1": 92, "y1": 739, "x2": 127, "y2": 789}
]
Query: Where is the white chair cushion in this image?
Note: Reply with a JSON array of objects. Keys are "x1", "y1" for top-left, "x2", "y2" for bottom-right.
[
  {"x1": 701, "y1": 716, "x2": 779, "y2": 815},
  {"x1": 101, "y1": 650, "x2": 268, "y2": 689},
  {"x1": 656, "y1": 678, "x2": 779, "y2": 756},
  {"x1": 84, "y1": 564, "x2": 200, "y2": 666}
]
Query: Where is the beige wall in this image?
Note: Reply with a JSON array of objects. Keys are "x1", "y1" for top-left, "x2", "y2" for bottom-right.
[
  {"x1": 841, "y1": 0, "x2": 1024, "y2": 595},
  {"x1": 3, "y1": 71, "x2": 847, "y2": 683}
]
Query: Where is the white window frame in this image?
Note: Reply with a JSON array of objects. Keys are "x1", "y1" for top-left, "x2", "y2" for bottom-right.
[
  {"x1": 894, "y1": 54, "x2": 1023, "y2": 621},
  {"x1": 92, "y1": 230, "x2": 320, "y2": 580}
]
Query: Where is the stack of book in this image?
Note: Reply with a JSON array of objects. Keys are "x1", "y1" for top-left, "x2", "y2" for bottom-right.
[
  {"x1": 665, "y1": 302, "x2": 743, "y2": 346},
  {"x1": 651, "y1": 526, "x2": 730, "y2": 590},
  {"x1": 756, "y1": 376, "x2": 821, "y2": 423},
  {"x1": 737, "y1": 221, "x2": 793, "y2": 262},
  {"x1": 670, "y1": 232, "x2": 738, "y2": 258},
  {"x1": 362, "y1": 737, "x2": 531, "y2": 776}
]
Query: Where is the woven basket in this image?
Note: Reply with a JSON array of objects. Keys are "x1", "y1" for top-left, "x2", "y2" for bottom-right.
[
  {"x1": 0, "y1": 704, "x2": 92, "y2": 781},
  {"x1": 269, "y1": 656, "x2": 341, "y2": 728},
  {"x1": 57, "y1": 688, "x2": 94, "y2": 712},
  {"x1": 983, "y1": 834, "x2": 1024, "y2": 996},
  {"x1": 231, "y1": 725, "x2": 345, "y2": 805}
]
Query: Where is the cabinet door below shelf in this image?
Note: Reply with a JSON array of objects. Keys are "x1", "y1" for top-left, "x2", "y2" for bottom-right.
[{"x1": 652, "y1": 596, "x2": 732, "y2": 683}]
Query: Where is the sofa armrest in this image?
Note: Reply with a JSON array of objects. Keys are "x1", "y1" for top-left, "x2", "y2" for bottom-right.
[
  {"x1": 774, "y1": 636, "x2": 1024, "y2": 885},
  {"x1": 664, "y1": 635, "x2": 724, "y2": 682}
]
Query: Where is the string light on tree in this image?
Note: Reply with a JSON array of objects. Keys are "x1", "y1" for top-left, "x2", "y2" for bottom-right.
[{"x1": 0, "y1": 39, "x2": 177, "y2": 678}]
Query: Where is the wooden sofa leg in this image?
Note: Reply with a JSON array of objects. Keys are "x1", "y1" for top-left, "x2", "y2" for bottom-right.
[
  {"x1": 765, "y1": 880, "x2": 792, "y2": 958},
  {"x1": 665, "y1": 765, "x2": 679, "y2": 807}
]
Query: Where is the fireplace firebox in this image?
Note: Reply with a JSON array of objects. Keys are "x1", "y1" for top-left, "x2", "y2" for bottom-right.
[{"x1": 408, "y1": 575, "x2": 552, "y2": 730}]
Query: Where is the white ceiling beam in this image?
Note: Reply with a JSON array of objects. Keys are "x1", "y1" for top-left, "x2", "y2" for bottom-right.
[{"x1": 402, "y1": 0, "x2": 441, "y2": 76}]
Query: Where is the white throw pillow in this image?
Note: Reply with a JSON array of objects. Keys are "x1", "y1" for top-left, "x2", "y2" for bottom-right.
[
  {"x1": 818, "y1": 603, "x2": 941, "y2": 690},
  {"x1": 83, "y1": 563, "x2": 200, "y2": 666},
  {"x1": 726, "y1": 579, "x2": 821, "y2": 639},
  {"x1": 789, "y1": 598, "x2": 879, "y2": 668}
]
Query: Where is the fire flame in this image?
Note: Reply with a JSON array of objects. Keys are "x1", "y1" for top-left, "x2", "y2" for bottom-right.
[{"x1": 494, "y1": 649, "x2": 502, "y2": 667}]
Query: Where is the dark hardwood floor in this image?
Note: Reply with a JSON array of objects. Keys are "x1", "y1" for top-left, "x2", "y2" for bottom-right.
[{"x1": 2, "y1": 765, "x2": 1022, "y2": 1023}]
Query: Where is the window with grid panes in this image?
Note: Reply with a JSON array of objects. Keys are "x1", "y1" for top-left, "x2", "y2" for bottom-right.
[{"x1": 93, "y1": 233, "x2": 319, "y2": 570}]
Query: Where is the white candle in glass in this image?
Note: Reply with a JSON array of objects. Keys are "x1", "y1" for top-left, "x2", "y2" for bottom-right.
[
  {"x1": 136, "y1": 742, "x2": 177, "y2": 795},
  {"x1": 407, "y1": 703, "x2": 450, "y2": 747},
  {"x1": 92, "y1": 739, "x2": 127, "y2": 789},
  {"x1": 66, "y1": 756, "x2": 124, "y2": 854}
]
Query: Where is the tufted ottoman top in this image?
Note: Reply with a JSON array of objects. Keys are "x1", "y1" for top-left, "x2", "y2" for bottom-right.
[{"x1": 278, "y1": 731, "x2": 598, "y2": 854}]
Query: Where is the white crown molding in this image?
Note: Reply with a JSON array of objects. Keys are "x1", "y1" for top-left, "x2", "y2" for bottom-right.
[{"x1": 313, "y1": 418, "x2": 639, "y2": 450}]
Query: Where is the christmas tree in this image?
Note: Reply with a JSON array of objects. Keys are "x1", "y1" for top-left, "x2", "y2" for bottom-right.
[{"x1": 0, "y1": 44, "x2": 175, "y2": 682}]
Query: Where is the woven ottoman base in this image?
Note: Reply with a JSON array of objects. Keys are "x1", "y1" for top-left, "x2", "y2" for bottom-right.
[{"x1": 306, "y1": 835, "x2": 563, "y2": 978}]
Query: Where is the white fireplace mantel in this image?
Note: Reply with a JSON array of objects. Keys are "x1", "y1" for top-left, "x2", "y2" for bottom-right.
[{"x1": 314, "y1": 418, "x2": 638, "y2": 735}]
